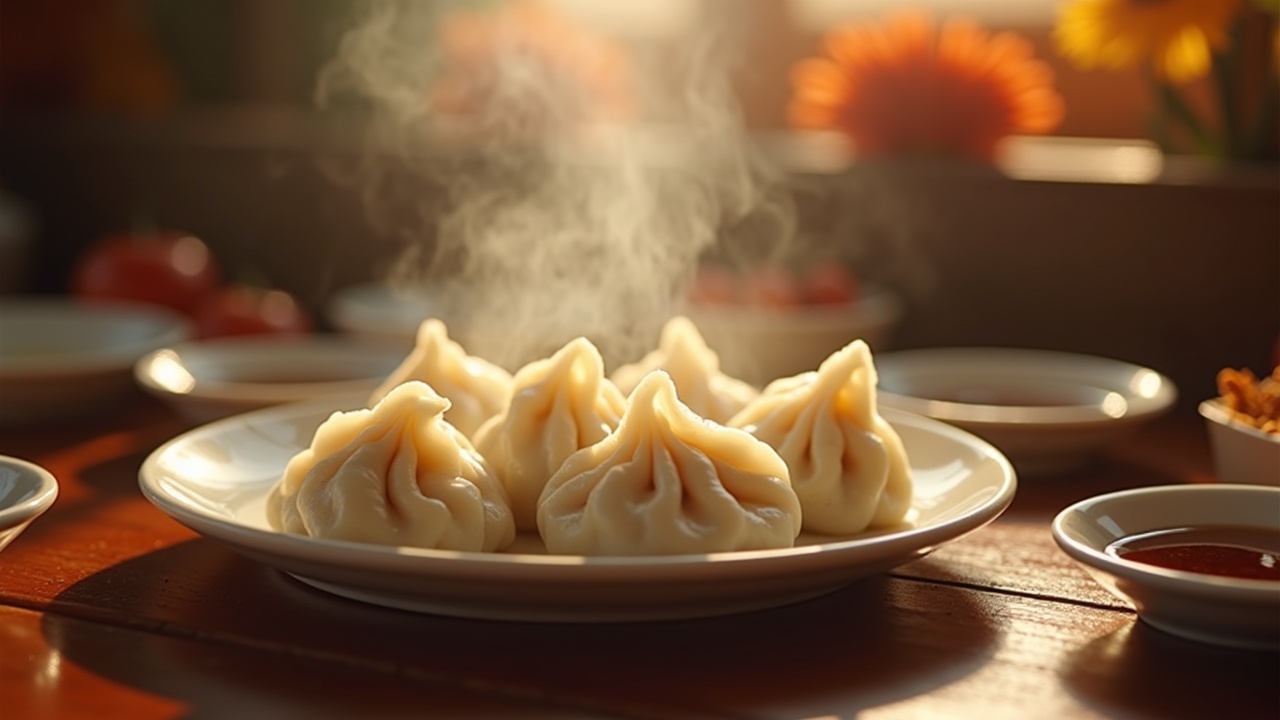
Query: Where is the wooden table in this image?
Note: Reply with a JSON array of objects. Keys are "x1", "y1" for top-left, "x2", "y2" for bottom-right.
[{"x1": 2, "y1": 394, "x2": 1277, "y2": 719}]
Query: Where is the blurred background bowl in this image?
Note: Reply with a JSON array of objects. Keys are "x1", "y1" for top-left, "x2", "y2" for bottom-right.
[
  {"x1": 1199, "y1": 399, "x2": 1280, "y2": 486},
  {"x1": 0, "y1": 298, "x2": 192, "y2": 426},
  {"x1": 874, "y1": 347, "x2": 1177, "y2": 475},
  {"x1": 685, "y1": 289, "x2": 902, "y2": 387},
  {"x1": 135, "y1": 335, "x2": 408, "y2": 424}
]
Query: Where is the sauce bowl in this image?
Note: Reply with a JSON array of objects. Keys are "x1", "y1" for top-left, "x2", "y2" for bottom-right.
[{"x1": 1052, "y1": 484, "x2": 1280, "y2": 650}]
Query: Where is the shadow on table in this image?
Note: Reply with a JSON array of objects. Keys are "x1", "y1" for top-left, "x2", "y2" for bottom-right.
[
  {"x1": 999, "y1": 454, "x2": 1189, "y2": 522},
  {"x1": 50, "y1": 539, "x2": 1004, "y2": 719},
  {"x1": 1059, "y1": 619, "x2": 1280, "y2": 720}
]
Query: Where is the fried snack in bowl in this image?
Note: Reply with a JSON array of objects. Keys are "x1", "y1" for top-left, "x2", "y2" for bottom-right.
[{"x1": 1200, "y1": 366, "x2": 1280, "y2": 486}]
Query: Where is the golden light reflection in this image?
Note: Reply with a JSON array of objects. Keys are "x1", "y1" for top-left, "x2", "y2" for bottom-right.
[
  {"x1": 1100, "y1": 392, "x2": 1129, "y2": 419},
  {"x1": 1131, "y1": 370, "x2": 1164, "y2": 399},
  {"x1": 166, "y1": 451, "x2": 221, "y2": 485},
  {"x1": 148, "y1": 351, "x2": 196, "y2": 394},
  {"x1": 36, "y1": 648, "x2": 62, "y2": 693}
]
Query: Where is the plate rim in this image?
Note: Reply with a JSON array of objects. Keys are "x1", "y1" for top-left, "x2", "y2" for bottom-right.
[{"x1": 0, "y1": 455, "x2": 59, "y2": 530}]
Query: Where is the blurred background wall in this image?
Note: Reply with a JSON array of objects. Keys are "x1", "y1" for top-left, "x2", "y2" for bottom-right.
[{"x1": 0, "y1": 0, "x2": 1276, "y2": 404}]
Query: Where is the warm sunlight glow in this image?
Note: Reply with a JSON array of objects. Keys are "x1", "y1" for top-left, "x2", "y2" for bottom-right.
[{"x1": 147, "y1": 351, "x2": 196, "y2": 394}]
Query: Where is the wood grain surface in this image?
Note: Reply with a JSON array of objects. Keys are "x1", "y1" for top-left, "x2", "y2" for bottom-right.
[{"x1": 1, "y1": 395, "x2": 1277, "y2": 720}]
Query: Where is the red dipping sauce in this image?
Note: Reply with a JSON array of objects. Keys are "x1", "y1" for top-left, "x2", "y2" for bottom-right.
[{"x1": 1107, "y1": 526, "x2": 1280, "y2": 582}]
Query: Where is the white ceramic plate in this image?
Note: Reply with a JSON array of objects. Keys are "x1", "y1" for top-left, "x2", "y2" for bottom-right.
[
  {"x1": 1053, "y1": 484, "x2": 1280, "y2": 650},
  {"x1": 134, "y1": 335, "x2": 408, "y2": 424},
  {"x1": 0, "y1": 298, "x2": 192, "y2": 426},
  {"x1": 875, "y1": 347, "x2": 1177, "y2": 475},
  {"x1": 0, "y1": 455, "x2": 59, "y2": 553},
  {"x1": 139, "y1": 399, "x2": 1016, "y2": 622}
]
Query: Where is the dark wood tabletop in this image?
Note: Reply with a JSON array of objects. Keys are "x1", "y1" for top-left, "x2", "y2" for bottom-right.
[{"x1": 2, "y1": 392, "x2": 1277, "y2": 720}]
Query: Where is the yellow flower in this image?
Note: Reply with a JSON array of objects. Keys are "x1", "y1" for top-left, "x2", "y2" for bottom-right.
[
  {"x1": 1055, "y1": 0, "x2": 1243, "y2": 83},
  {"x1": 789, "y1": 11, "x2": 1063, "y2": 161}
]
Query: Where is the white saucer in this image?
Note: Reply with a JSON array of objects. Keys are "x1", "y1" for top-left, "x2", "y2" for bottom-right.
[
  {"x1": 874, "y1": 347, "x2": 1177, "y2": 475},
  {"x1": 134, "y1": 335, "x2": 408, "y2": 424},
  {"x1": 140, "y1": 398, "x2": 1016, "y2": 622},
  {"x1": 1053, "y1": 484, "x2": 1280, "y2": 651},
  {"x1": 0, "y1": 455, "x2": 59, "y2": 553},
  {"x1": 0, "y1": 298, "x2": 192, "y2": 426}
]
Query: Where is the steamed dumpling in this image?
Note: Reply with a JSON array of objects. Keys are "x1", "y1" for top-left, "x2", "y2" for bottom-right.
[
  {"x1": 267, "y1": 381, "x2": 516, "y2": 552},
  {"x1": 472, "y1": 337, "x2": 627, "y2": 531},
  {"x1": 610, "y1": 315, "x2": 758, "y2": 424},
  {"x1": 729, "y1": 339, "x2": 912, "y2": 535},
  {"x1": 368, "y1": 318, "x2": 512, "y2": 438},
  {"x1": 538, "y1": 371, "x2": 801, "y2": 556}
]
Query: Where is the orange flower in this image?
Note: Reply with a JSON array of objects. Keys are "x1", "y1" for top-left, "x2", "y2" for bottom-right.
[
  {"x1": 789, "y1": 11, "x2": 1064, "y2": 161},
  {"x1": 431, "y1": 1, "x2": 629, "y2": 128}
]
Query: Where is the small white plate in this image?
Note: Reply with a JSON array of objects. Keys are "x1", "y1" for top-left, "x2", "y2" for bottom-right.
[
  {"x1": 139, "y1": 399, "x2": 1016, "y2": 622},
  {"x1": 874, "y1": 347, "x2": 1177, "y2": 475},
  {"x1": 134, "y1": 336, "x2": 408, "y2": 424},
  {"x1": 0, "y1": 455, "x2": 59, "y2": 553},
  {"x1": 1053, "y1": 484, "x2": 1280, "y2": 651},
  {"x1": 0, "y1": 298, "x2": 192, "y2": 426}
]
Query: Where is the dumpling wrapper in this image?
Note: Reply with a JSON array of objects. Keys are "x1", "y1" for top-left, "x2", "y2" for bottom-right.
[
  {"x1": 729, "y1": 339, "x2": 912, "y2": 535},
  {"x1": 472, "y1": 337, "x2": 627, "y2": 531},
  {"x1": 267, "y1": 381, "x2": 516, "y2": 552},
  {"x1": 538, "y1": 370, "x2": 801, "y2": 556},
  {"x1": 368, "y1": 318, "x2": 512, "y2": 438},
  {"x1": 610, "y1": 315, "x2": 758, "y2": 424}
]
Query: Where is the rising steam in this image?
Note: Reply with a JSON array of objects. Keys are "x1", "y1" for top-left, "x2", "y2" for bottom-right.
[{"x1": 317, "y1": 0, "x2": 794, "y2": 370}]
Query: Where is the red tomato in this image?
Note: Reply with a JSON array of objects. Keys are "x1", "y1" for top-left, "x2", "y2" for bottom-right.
[
  {"x1": 802, "y1": 261, "x2": 860, "y2": 305},
  {"x1": 194, "y1": 285, "x2": 312, "y2": 338},
  {"x1": 742, "y1": 265, "x2": 803, "y2": 308},
  {"x1": 72, "y1": 231, "x2": 221, "y2": 315}
]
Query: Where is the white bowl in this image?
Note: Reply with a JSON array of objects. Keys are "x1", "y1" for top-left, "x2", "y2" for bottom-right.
[
  {"x1": 325, "y1": 282, "x2": 438, "y2": 350},
  {"x1": 0, "y1": 298, "x2": 192, "y2": 426},
  {"x1": 1052, "y1": 484, "x2": 1280, "y2": 650},
  {"x1": 684, "y1": 291, "x2": 902, "y2": 387},
  {"x1": 134, "y1": 335, "x2": 409, "y2": 423},
  {"x1": 1200, "y1": 399, "x2": 1280, "y2": 486},
  {"x1": 0, "y1": 455, "x2": 59, "y2": 553},
  {"x1": 874, "y1": 347, "x2": 1177, "y2": 475}
]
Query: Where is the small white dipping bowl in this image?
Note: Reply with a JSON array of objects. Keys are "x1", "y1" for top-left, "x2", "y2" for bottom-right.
[
  {"x1": 1199, "y1": 399, "x2": 1280, "y2": 486},
  {"x1": 1052, "y1": 484, "x2": 1280, "y2": 650},
  {"x1": 0, "y1": 455, "x2": 59, "y2": 553},
  {"x1": 0, "y1": 298, "x2": 192, "y2": 426},
  {"x1": 874, "y1": 347, "x2": 1177, "y2": 475},
  {"x1": 134, "y1": 335, "x2": 409, "y2": 424}
]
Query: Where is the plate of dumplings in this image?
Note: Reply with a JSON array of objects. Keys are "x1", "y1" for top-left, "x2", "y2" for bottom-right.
[{"x1": 140, "y1": 316, "x2": 1017, "y2": 622}]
